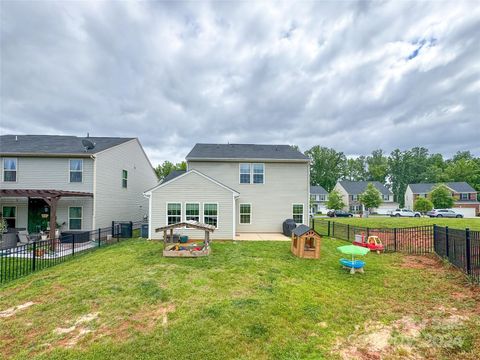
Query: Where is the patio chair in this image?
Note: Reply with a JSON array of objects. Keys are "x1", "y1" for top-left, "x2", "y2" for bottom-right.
[{"x1": 18, "y1": 230, "x2": 33, "y2": 245}]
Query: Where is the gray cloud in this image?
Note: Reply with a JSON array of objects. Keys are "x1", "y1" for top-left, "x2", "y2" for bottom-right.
[{"x1": 1, "y1": 1, "x2": 479, "y2": 165}]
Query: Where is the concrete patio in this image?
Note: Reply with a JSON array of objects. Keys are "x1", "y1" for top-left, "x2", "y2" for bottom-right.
[{"x1": 235, "y1": 233, "x2": 290, "y2": 241}]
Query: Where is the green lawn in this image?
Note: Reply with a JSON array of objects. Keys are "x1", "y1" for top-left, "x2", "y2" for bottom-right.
[
  {"x1": 314, "y1": 216, "x2": 480, "y2": 231},
  {"x1": 1, "y1": 239, "x2": 479, "y2": 359}
]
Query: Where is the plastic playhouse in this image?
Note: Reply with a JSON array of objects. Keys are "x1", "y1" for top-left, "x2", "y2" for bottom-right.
[{"x1": 353, "y1": 233, "x2": 384, "y2": 254}]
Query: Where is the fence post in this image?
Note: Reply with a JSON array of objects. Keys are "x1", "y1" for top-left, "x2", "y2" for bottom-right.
[
  {"x1": 327, "y1": 221, "x2": 331, "y2": 237},
  {"x1": 393, "y1": 228, "x2": 397, "y2": 252},
  {"x1": 111, "y1": 221, "x2": 115, "y2": 238},
  {"x1": 32, "y1": 241, "x2": 37, "y2": 272},
  {"x1": 72, "y1": 235, "x2": 75, "y2": 257},
  {"x1": 445, "y1": 226, "x2": 449, "y2": 258},
  {"x1": 311, "y1": 217, "x2": 315, "y2": 230},
  {"x1": 347, "y1": 224, "x2": 350, "y2": 241},
  {"x1": 129, "y1": 221, "x2": 133, "y2": 238},
  {"x1": 332, "y1": 222, "x2": 335, "y2": 238},
  {"x1": 98, "y1": 228, "x2": 101, "y2": 247},
  {"x1": 117, "y1": 224, "x2": 120, "y2": 242},
  {"x1": 366, "y1": 227, "x2": 370, "y2": 238},
  {"x1": 465, "y1": 228, "x2": 471, "y2": 275}
]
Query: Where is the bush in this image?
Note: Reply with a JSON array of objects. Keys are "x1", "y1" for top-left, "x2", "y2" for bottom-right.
[{"x1": 414, "y1": 197, "x2": 434, "y2": 213}]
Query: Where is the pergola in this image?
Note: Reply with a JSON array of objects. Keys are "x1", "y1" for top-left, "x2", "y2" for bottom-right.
[
  {"x1": 155, "y1": 220, "x2": 216, "y2": 244},
  {"x1": 0, "y1": 189, "x2": 93, "y2": 241}
]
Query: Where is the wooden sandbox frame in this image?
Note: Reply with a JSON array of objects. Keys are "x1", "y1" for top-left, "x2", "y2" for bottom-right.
[{"x1": 155, "y1": 220, "x2": 215, "y2": 258}]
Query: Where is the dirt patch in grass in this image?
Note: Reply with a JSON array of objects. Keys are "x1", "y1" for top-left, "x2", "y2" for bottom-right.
[
  {"x1": 400, "y1": 255, "x2": 443, "y2": 270},
  {"x1": 0, "y1": 301, "x2": 36, "y2": 318},
  {"x1": 53, "y1": 312, "x2": 99, "y2": 348},
  {"x1": 335, "y1": 307, "x2": 473, "y2": 360}
]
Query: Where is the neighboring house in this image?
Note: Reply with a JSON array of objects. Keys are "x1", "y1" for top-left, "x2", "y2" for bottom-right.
[
  {"x1": 0, "y1": 135, "x2": 157, "y2": 234},
  {"x1": 334, "y1": 180, "x2": 398, "y2": 214},
  {"x1": 405, "y1": 182, "x2": 480, "y2": 217},
  {"x1": 145, "y1": 143, "x2": 310, "y2": 240},
  {"x1": 310, "y1": 185, "x2": 329, "y2": 214}
]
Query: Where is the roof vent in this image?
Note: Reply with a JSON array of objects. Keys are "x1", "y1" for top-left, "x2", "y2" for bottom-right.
[{"x1": 82, "y1": 138, "x2": 96, "y2": 151}]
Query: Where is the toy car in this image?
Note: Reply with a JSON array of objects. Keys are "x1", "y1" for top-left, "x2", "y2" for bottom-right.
[{"x1": 353, "y1": 234, "x2": 384, "y2": 254}]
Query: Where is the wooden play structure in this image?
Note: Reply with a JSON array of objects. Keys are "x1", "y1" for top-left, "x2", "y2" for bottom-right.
[
  {"x1": 291, "y1": 225, "x2": 322, "y2": 259},
  {"x1": 155, "y1": 220, "x2": 215, "y2": 257}
]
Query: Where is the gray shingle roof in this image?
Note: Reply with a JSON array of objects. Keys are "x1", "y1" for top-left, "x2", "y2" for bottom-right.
[
  {"x1": 338, "y1": 181, "x2": 392, "y2": 196},
  {"x1": 292, "y1": 224, "x2": 312, "y2": 236},
  {"x1": 186, "y1": 143, "x2": 309, "y2": 161},
  {"x1": 310, "y1": 185, "x2": 328, "y2": 195},
  {"x1": 409, "y1": 182, "x2": 476, "y2": 193},
  {"x1": 162, "y1": 170, "x2": 186, "y2": 183},
  {"x1": 0, "y1": 135, "x2": 134, "y2": 155}
]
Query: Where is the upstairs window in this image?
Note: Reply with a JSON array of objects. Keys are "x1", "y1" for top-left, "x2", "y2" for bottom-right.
[
  {"x1": 3, "y1": 158, "x2": 17, "y2": 182},
  {"x1": 239, "y1": 163, "x2": 264, "y2": 184},
  {"x1": 382, "y1": 194, "x2": 390, "y2": 201},
  {"x1": 204, "y1": 203, "x2": 218, "y2": 228},
  {"x1": 122, "y1": 170, "x2": 128, "y2": 188},
  {"x1": 292, "y1": 204, "x2": 304, "y2": 224},
  {"x1": 167, "y1": 203, "x2": 181, "y2": 225},
  {"x1": 69, "y1": 159, "x2": 83, "y2": 183},
  {"x1": 460, "y1": 193, "x2": 469, "y2": 200},
  {"x1": 185, "y1": 203, "x2": 200, "y2": 222},
  {"x1": 319, "y1": 194, "x2": 326, "y2": 201}
]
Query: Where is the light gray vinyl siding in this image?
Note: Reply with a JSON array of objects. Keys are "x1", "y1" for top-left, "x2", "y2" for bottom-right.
[
  {"x1": 93, "y1": 139, "x2": 158, "y2": 229},
  {"x1": 188, "y1": 161, "x2": 309, "y2": 232},
  {"x1": 0, "y1": 197, "x2": 93, "y2": 231},
  {"x1": 0, "y1": 156, "x2": 94, "y2": 192},
  {"x1": 149, "y1": 171, "x2": 234, "y2": 240}
]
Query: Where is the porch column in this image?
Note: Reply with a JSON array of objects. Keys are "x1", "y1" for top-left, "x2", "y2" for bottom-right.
[{"x1": 43, "y1": 196, "x2": 59, "y2": 251}]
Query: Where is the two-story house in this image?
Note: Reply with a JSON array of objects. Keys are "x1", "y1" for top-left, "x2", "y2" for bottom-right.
[
  {"x1": 405, "y1": 182, "x2": 479, "y2": 216},
  {"x1": 0, "y1": 135, "x2": 157, "y2": 237},
  {"x1": 310, "y1": 185, "x2": 329, "y2": 214},
  {"x1": 334, "y1": 180, "x2": 398, "y2": 214},
  {"x1": 145, "y1": 144, "x2": 310, "y2": 240}
]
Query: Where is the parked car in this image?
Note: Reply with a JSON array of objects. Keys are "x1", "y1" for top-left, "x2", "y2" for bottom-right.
[
  {"x1": 327, "y1": 210, "x2": 354, "y2": 218},
  {"x1": 389, "y1": 209, "x2": 421, "y2": 217},
  {"x1": 426, "y1": 209, "x2": 463, "y2": 218}
]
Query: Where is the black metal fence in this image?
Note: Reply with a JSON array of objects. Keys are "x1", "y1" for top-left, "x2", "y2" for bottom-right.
[
  {"x1": 312, "y1": 219, "x2": 480, "y2": 283},
  {"x1": 0, "y1": 220, "x2": 144, "y2": 285}
]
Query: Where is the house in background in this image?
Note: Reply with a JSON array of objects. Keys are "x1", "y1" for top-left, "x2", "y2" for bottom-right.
[
  {"x1": 145, "y1": 143, "x2": 310, "y2": 240},
  {"x1": 334, "y1": 180, "x2": 398, "y2": 214},
  {"x1": 405, "y1": 182, "x2": 479, "y2": 217},
  {"x1": 0, "y1": 135, "x2": 157, "y2": 235},
  {"x1": 310, "y1": 185, "x2": 329, "y2": 214}
]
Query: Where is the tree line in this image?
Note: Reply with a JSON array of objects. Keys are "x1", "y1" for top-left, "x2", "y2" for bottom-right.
[{"x1": 306, "y1": 146, "x2": 480, "y2": 206}]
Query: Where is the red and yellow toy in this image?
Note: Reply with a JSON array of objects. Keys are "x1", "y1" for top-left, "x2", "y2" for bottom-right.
[{"x1": 353, "y1": 233, "x2": 384, "y2": 254}]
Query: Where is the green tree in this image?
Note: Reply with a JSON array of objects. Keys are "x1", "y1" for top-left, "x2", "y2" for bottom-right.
[
  {"x1": 326, "y1": 190, "x2": 345, "y2": 210},
  {"x1": 359, "y1": 183, "x2": 382, "y2": 211},
  {"x1": 154, "y1": 161, "x2": 187, "y2": 181},
  {"x1": 306, "y1": 146, "x2": 346, "y2": 191},
  {"x1": 343, "y1": 157, "x2": 367, "y2": 181},
  {"x1": 413, "y1": 197, "x2": 433, "y2": 213},
  {"x1": 366, "y1": 149, "x2": 388, "y2": 183},
  {"x1": 429, "y1": 184, "x2": 454, "y2": 209}
]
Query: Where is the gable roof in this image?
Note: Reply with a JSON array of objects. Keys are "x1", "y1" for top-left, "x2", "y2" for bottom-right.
[
  {"x1": 292, "y1": 225, "x2": 316, "y2": 236},
  {"x1": 186, "y1": 143, "x2": 309, "y2": 162},
  {"x1": 162, "y1": 170, "x2": 186, "y2": 183},
  {"x1": 310, "y1": 185, "x2": 328, "y2": 195},
  {"x1": 0, "y1": 135, "x2": 134, "y2": 156},
  {"x1": 144, "y1": 169, "x2": 240, "y2": 196},
  {"x1": 409, "y1": 182, "x2": 476, "y2": 194},
  {"x1": 338, "y1": 181, "x2": 392, "y2": 196}
]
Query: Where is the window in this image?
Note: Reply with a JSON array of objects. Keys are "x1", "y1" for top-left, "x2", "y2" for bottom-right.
[
  {"x1": 122, "y1": 170, "x2": 128, "y2": 188},
  {"x1": 69, "y1": 207, "x2": 82, "y2": 230},
  {"x1": 319, "y1": 194, "x2": 326, "y2": 201},
  {"x1": 382, "y1": 194, "x2": 390, "y2": 201},
  {"x1": 240, "y1": 204, "x2": 251, "y2": 224},
  {"x1": 2, "y1": 206, "x2": 16, "y2": 228},
  {"x1": 3, "y1": 158, "x2": 17, "y2": 182},
  {"x1": 185, "y1": 203, "x2": 200, "y2": 222},
  {"x1": 292, "y1": 204, "x2": 304, "y2": 224},
  {"x1": 204, "y1": 203, "x2": 218, "y2": 228},
  {"x1": 460, "y1": 193, "x2": 469, "y2": 200},
  {"x1": 252, "y1": 163, "x2": 264, "y2": 184},
  {"x1": 69, "y1": 159, "x2": 83, "y2": 183},
  {"x1": 350, "y1": 195, "x2": 359, "y2": 201},
  {"x1": 239, "y1": 163, "x2": 264, "y2": 184},
  {"x1": 167, "y1": 203, "x2": 181, "y2": 225},
  {"x1": 239, "y1": 163, "x2": 251, "y2": 184}
]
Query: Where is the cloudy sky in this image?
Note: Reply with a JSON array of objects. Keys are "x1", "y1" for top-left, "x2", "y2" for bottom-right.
[{"x1": 1, "y1": 1, "x2": 479, "y2": 165}]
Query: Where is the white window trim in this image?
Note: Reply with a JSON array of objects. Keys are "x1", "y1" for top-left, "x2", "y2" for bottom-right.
[
  {"x1": 69, "y1": 159, "x2": 83, "y2": 183},
  {"x1": 184, "y1": 202, "x2": 201, "y2": 222},
  {"x1": 2, "y1": 157, "x2": 18, "y2": 183},
  {"x1": 239, "y1": 203, "x2": 252, "y2": 225},
  {"x1": 292, "y1": 203, "x2": 304, "y2": 224},
  {"x1": 460, "y1": 193, "x2": 469, "y2": 200},
  {"x1": 122, "y1": 169, "x2": 128, "y2": 189},
  {"x1": 2, "y1": 205, "x2": 17, "y2": 227},
  {"x1": 68, "y1": 206, "x2": 83, "y2": 230},
  {"x1": 203, "y1": 202, "x2": 219, "y2": 229},
  {"x1": 166, "y1": 202, "x2": 182, "y2": 226},
  {"x1": 238, "y1": 163, "x2": 265, "y2": 184}
]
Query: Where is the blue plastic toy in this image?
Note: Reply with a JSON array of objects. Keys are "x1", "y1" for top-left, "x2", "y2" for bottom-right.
[{"x1": 339, "y1": 258, "x2": 366, "y2": 274}]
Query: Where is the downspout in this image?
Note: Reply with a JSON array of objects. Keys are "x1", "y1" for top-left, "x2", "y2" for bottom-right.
[{"x1": 91, "y1": 155, "x2": 96, "y2": 229}]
